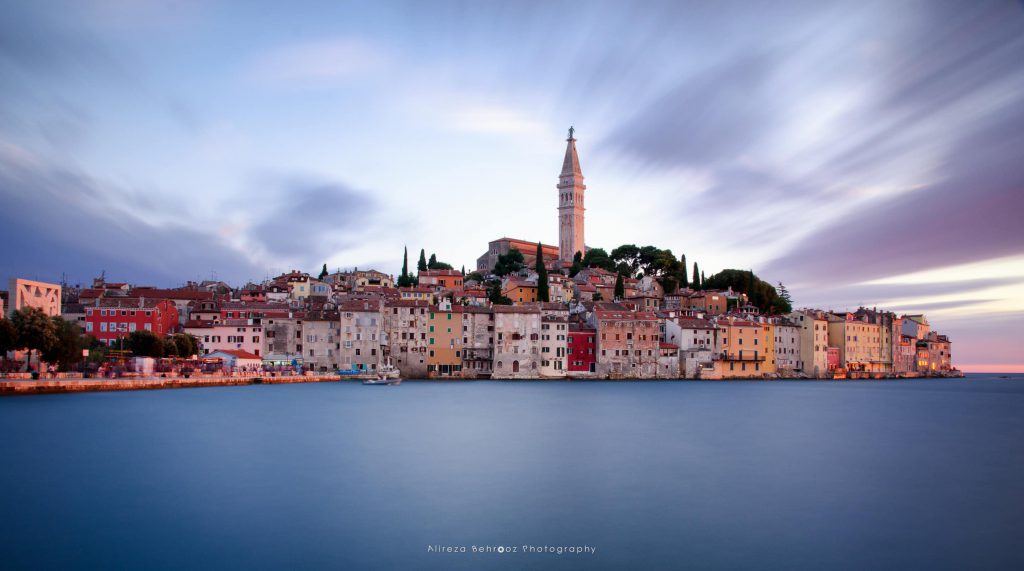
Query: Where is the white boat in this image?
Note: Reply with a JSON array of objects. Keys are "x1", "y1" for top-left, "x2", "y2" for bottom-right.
[{"x1": 363, "y1": 363, "x2": 401, "y2": 385}]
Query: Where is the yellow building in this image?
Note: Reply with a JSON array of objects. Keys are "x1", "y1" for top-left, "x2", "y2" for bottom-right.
[
  {"x1": 399, "y1": 286, "x2": 434, "y2": 303},
  {"x1": 710, "y1": 318, "x2": 775, "y2": 378},
  {"x1": 827, "y1": 314, "x2": 885, "y2": 372},
  {"x1": 427, "y1": 304, "x2": 464, "y2": 377},
  {"x1": 502, "y1": 279, "x2": 538, "y2": 304}
]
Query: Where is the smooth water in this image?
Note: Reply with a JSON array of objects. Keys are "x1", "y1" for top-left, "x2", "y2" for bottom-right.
[{"x1": 1, "y1": 375, "x2": 1022, "y2": 570}]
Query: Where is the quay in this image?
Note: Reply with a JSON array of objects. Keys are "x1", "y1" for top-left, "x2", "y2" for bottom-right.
[{"x1": 0, "y1": 373, "x2": 341, "y2": 396}]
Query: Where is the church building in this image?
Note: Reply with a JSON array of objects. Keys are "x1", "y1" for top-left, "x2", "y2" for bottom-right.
[{"x1": 476, "y1": 127, "x2": 587, "y2": 273}]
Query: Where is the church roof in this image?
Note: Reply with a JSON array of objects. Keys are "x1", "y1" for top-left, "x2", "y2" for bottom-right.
[{"x1": 561, "y1": 132, "x2": 582, "y2": 176}]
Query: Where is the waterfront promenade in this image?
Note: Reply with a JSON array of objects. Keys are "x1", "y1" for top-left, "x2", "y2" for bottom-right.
[{"x1": 0, "y1": 373, "x2": 340, "y2": 395}]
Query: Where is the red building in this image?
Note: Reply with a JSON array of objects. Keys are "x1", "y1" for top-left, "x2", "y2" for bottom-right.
[
  {"x1": 568, "y1": 323, "x2": 597, "y2": 373},
  {"x1": 84, "y1": 298, "x2": 179, "y2": 345}
]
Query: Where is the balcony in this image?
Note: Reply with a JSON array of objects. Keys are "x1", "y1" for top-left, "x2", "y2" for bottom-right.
[{"x1": 716, "y1": 352, "x2": 766, "y2": 362}]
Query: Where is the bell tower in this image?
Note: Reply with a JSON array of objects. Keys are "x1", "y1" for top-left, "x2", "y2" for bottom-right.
[{"x1": 557, "y1": 126, "x2": 586, "y2": 263}]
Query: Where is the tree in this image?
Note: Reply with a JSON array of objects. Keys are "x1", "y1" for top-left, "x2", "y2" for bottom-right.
[
  {"x1": 702, "y1": 269, "x2": 792, "y2": 314},
  {"x1": 777, "y1": 282, "x2": 792, "y2": 306},
  {"x1": 680, "y1": 254, "x2": 688, "y2": 288},
  {"x1": 427, "y1": 253, "x2": 454, "y2": 271},
  {"x1": 11, "y1": 307, "x2": 58, "y2": 369},
  {"x1": 84, "y1": 335, "x2": 109, "y2": 364},
  {"x1": 610, "y1": 244, "x2": 641, "y2": 276},
  {"x1": 418, "y1": 249, "x2": 428, "y2": 272},
  {"x1": 466, "y1": 271, "x2": 485, "y2": 283},
  {"x1": 318, "y1": 263, "x2": 328, "y2": 280},
  {"x1": 397, "y1": 246, "x2": 413, "y2": 287},
  {"x1": 487, "y1": 280, "x2": 512, "y2": 305},
  {"x1": 593, "y1": 292, "x2": 604, "y2": 302},
  {"x1": 0, "y1": 317, "x2": 16, "y2": 355},
  {"x1": 569, "y1": 251, "x2": 583, "y2": 277},
  {"x1": 535, "y1": 242, "x2": 550, "y2": 303},
  {"x1": 461, "y1": 265, "x2": 466, "y2": 277},
  {"x1": 127, "y1": 330, "x2": 163, "y2": 358},
  {"x1": 162, "y1": 337, "x2": 179, "y2": 358},
  {"x1": 581, "y1": 248, "x2": 616, "y2": 272},
  {"x1": 41, "y1": 317, "x2": 86, "y2": 371},
  {"x1": 692, "y1": 262, "x2": 701, "y2": 290},
  {"x1": 614, "y1": 272, "x2": 625, "y2": 299},
  {"x1": 701, "y1": 271, "x2": 706, "y2": 288},
  {"x1": 173, "y1": 334, "x2": 199, "y2": 358},
  {"x1": 493, "y1": 248, "x2": 525, "y2": 276}
]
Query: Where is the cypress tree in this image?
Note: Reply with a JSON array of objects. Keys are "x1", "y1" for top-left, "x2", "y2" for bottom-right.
[
  {"x1": 418, "y1": 249, "x2": 428, "y2": 272},
  {"x1": 397, "y1": 247, "x2": 411, "y2": 287},
  {"x1": 692, "y1": 262, "x2": 701, "y2": 290},
  {"x1": 428, "y1": 253, "x2": 437, "y2": 269},
  {"x1": 535, "y1": 242, "x2": 550, "y2": 302},
  {"x1": 461, "y1": 265, "x2": 465, "y2": 277},
  {"x1": 318, "y1": 263, "x2": 328, "y2": 280},
  {"x1": 701, "y1": 271, "x2": 706, "y2": 289},
  {"x1": 614, "y1": 272, "x2": 625, "y2": 299},
  {"x1": 680, "y1": 254, "x2": 688, "y2": 288}
]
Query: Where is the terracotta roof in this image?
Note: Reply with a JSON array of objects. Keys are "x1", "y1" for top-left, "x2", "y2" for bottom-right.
[
  {"x1": 384, "y1": 299, "x2": 430, "y2": 308},
  {"x1": 338, "y1": 300, "x2": 382, "y2": 311},
  {"x1": 493, "y1": 305, "x2": 541, "y2": 314},
  {"x1": 677, "y1": 317, "x2": 715, "y2": 329},
  {"x1": 93, "y1": 298, "x2": 173, "y2": 309},
  {"x1": 130, "y1": 288, "x2": 214, "y2": 301},
  {"x1": 596, "y1": 310, "x2": 658, "y2": 321},
  {"x1": 419, "y1": 269, "x2": 463, "y2": 277},
  {"x1": 184, "y1": 320, "x2": 215, "y2": 328}
]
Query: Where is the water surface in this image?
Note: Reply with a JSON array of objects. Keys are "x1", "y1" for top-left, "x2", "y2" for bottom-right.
[{"x1": 1, "y1": 375, "x2": 1022, "y2": 570}]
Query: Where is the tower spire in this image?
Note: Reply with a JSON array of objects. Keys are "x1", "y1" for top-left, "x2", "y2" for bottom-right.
[
  {"x1": 557, "y1": 127, "x2": 586, "y2": 263},
  {"x1": 561, "y1": 126, "x2": 582, "y2": 176}
]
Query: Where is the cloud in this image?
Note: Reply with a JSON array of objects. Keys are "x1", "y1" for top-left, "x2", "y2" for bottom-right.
[
  {"x1": 604, "y1": 48, "x2": 782, "y2": 169},
  {"x1": 245, "y1": 39, "x2": 389, "y2": 85},
  {"x1": 0, "y1": 142, "x2": 264, "y2": 286},
  {"x1": 445, "y1": 103, "x2": 550, "y2": 136},
  {"x1": 244, "y1": 177, "x2": 381, "y2": 269}
]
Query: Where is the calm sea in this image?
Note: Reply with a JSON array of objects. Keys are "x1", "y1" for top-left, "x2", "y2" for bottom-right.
[{"x1": 1, "y1": 375, "x2": 1022, "y2": 570}]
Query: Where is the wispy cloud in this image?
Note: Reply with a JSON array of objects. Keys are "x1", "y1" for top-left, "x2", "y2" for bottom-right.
[{"x1": 244, "y1": 39, "x2": 390, "y2": 85}]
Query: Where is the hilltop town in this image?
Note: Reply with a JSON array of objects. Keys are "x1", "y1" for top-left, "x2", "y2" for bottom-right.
[{"x1": 1, "y1": 130, "x2": 956, "y2": 380}]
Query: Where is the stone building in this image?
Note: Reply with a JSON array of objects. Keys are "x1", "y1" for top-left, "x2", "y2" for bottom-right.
[
  {"x1": 338, "y1": 299, "x2": 384, "y2": 372},
  {"x1": 788, "y1": 310, "x2": 830, "y2": 378},
  {"x1": 593, "y1": 309, "x2": 660, "y2": 378},
  {"x1": 492, "y1": 305, "x2": 542, "y2": 379},
  {"x1": 383, "y1": 299, "x2": 430, "y2": 378},
  {"x1": 462, "y1": 306, "x2": 495, "y2": 378},
  {"x1": 303, "y1": 310, "x2": 341, "y2": 371},
  {"x1": 539, "y1": 314, "x2": 568, "y2": 378},
  {"x1": 774, "y1": 318, "x2": 802, "y2": 375}
]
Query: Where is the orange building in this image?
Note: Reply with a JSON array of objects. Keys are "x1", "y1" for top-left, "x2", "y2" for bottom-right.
[
  {"x1": 711, "y1": 318, "x2": 775, "y2": 378},
  {"x1": 502, "y1": 279, "x2": 538, "y2": 304},
  {"x1": 418, "y1": 270, "x2": 463, "y2": 290}
]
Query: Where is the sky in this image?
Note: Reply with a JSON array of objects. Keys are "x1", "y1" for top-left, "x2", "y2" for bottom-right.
[{"x1": 1, "y1": 0, "x2": 1022, "y2": 371}]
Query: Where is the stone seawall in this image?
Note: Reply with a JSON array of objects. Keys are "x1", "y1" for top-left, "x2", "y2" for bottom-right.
[{"x1": 0, "y1": 374, "x2": 340, "y2": 396}]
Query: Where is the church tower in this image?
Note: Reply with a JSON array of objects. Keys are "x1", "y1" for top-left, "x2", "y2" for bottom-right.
[{"x1": 558, "y1": 126, "x2": 586, "y2": 263}]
